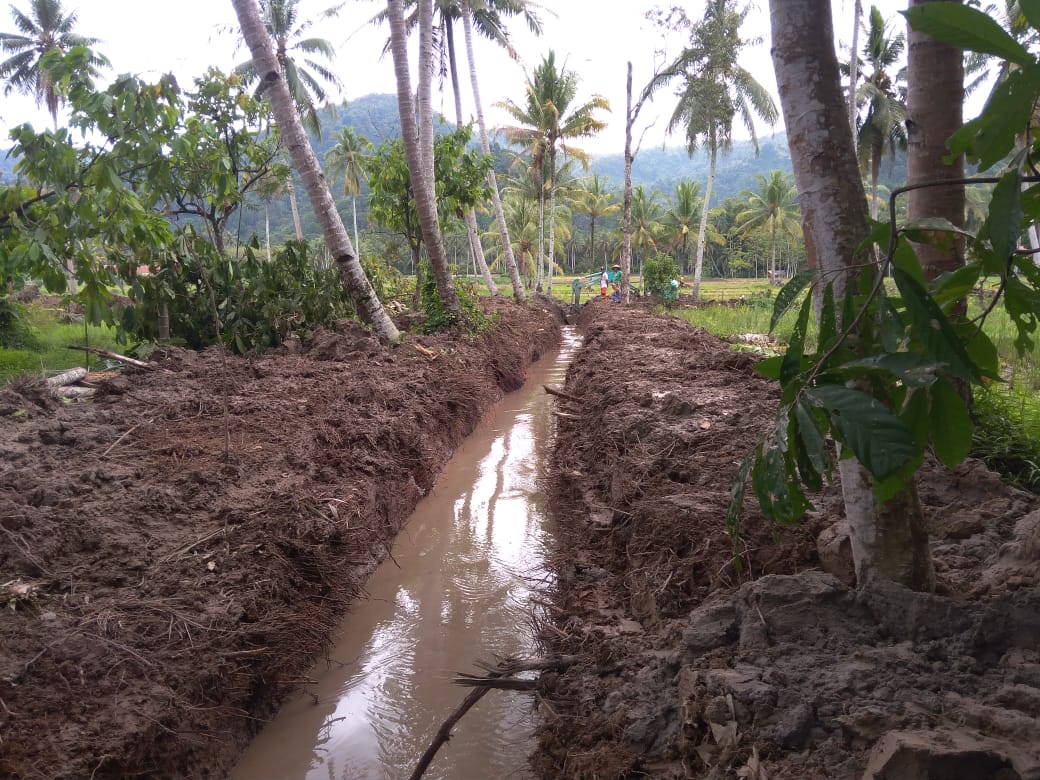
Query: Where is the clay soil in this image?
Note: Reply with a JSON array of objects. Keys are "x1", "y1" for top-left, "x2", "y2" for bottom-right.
[
  {"x1": 536, "y1": 302, "x2": 1040, "y2": 779},
  {"x1": 3, "y1": 295, "x2": 1040, "y2": 780},
  {"x1": 0, "y1": 297, "x2": 562, "y2": 780}
]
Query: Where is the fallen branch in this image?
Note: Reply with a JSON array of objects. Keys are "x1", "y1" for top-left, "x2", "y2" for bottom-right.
[
  {"x1": 67, "y1": 345, "x2": 160, "y2": 371},
  {"x1": 414, "y1": 343, "x2": 438, "y2": 359},
  {"x1": 45, "y1": 367, "x2": 87, "y2": 387},
  {"x1": 543, "y1": 385, "x2": 581, "y2": 404},
  {"x1": 554, "y1": 411, "x2": 580, "y2": 420},
  {"x1": 101, "y1": 417, "x2": 155, "y2": 458},
  {"x1": 409, "y1": 656, "x2": 580, "y2": 780}
]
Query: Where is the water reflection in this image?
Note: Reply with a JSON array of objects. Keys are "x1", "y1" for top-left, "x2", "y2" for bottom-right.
[{"x1": 232, "y1": 328, "x2": 580, "y2": 780}]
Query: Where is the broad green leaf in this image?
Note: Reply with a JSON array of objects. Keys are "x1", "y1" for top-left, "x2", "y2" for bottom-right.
[
  {"x1": 929, "y1": 377, "x2": 973, "y2": 467},
  {"x1": 752, "y1": 440, "x2": 811, "y2": 526},
  {"x1": 986, "y1": 171, "x2": 1024, "y2": 272},
  {"x1": 819, "y1": 283, "x2": 838, "y2": 352},
  {"x1": 806, "y1": 384, "x2": 919, "y2": 481},
  {"x1": 753, "y1": 355, "x2": 783, "y2": 380},
  {"x1": 947, "y1": 68, "x2": 1040, "y2": 169},
  {"x1": 900, "y1": 387, "x2": 931, "y2": 450},
  {"x1": 879, "y1": 296, "x2": 907, "y2": 354},
  {"x1": 903, "y1": 3, "x2": 1032, "y2": 66},
  {"x1": 770, "y1": 269, "x2": 816, "y2": 333},
  {"x1": 1004, "y1": 275, "x2": 1040, "y2": 354},
  {"x1": 901, "y1": 217, "x2": 974, "y2": 241},
  {"x1": 872, "y1": 454, "x2": 924, "y2": 506},
  {"x1": 826, "y1": 353, "x2": 942, "y2": 388},
  {"x1": 891, "y1": 234, "x2": 926, "y2": 287},
  {"x1": 794, "y1": 400, "x2": 832, "y2": 484},
  {"x1": 1020, "y1": 0, "x2": 1040, "y2": 31},
  {"x1": 933, "y1": 264, "x2": 981, "y2": 309},
  {"x1": 781, "y1": 290, "x2": 814, "y2": 385},
  {"x1": 955, "y1": 322, "x2": 1001, "y2": 380},
  {"x1": 893, "y1": 267, "x2": 980, "y2": 381}
]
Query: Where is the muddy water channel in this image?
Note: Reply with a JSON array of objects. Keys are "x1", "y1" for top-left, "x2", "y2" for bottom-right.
[{"x1": 232, "y1": 327, "x2": 580, "y2": 780}]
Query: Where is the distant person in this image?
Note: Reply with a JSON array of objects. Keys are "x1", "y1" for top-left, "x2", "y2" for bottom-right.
[
  {"x1": 608, "y1": 264, "x2": 622, "y2": 296},
  {"x1": 600, "y1": 269, "x2": 609, "y2": 299}
]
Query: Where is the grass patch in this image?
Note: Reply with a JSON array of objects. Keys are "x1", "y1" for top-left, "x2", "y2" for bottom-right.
[
  {"x1": 0, "y1": 302, "x2": 124, "y2": 384},
  {"x1": 971, "y1": 384, "x2": 1040, "y2": 493}
]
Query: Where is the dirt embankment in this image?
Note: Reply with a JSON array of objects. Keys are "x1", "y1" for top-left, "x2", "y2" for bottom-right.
[
  {"x1": 0, "y1": 298, "x2": 562, "y2": 780},
  {"x1": 538, "y1": 303, "x2": 1040, "y2": 780}
]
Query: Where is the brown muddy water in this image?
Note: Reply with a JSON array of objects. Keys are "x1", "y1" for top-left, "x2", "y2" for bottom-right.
[{"x1": 231, "y1": 327, "x2": 581, "y2": 780}]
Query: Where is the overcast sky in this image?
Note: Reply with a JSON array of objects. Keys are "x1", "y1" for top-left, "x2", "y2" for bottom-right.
[{"x1": 1, "y1": 0, "x2": 977, "y2": 158}]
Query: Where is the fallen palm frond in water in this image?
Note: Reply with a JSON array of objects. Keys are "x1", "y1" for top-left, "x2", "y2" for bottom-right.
[{"x1": 408, "y1": 655, "x2": 581, "y2": 780}]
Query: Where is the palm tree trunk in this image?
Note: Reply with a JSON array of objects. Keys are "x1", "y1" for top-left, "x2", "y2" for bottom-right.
[
  {"x1": 461, "y1": 0, "x2": 525, "y2": 301},
  {"x1": 265, "y1": 201, "x2": 272, "y2": 262},
  {"x1": 537, "y1": 172, "x2": 545, "y2": 291},
  {"x1": 445, "y1": 17, "x2": 497, "y2": 297},
  {"x1": 770, "y1": 0, "x2": 934, "y2": 591},
  {"x1": 230, "y1": 0, "x2": 399, "y2": 343},
  {"x1": 547, "y1": 148, "x2": 557, "y2": 296},
  {"x1": 387, "y1": 0, "x2": 463, "y2": 321},
  {"x1": 352, "y1": 196, "x2": 360, "y2": 258},
  {"x1": 287, "y1": 177, "x2": 304, "y2": 241},
  {"x1": 769, "y1": 220, "x2": 778, "y2": 282},
  {"x1": 693, "y1": 143, "x2": 717, "y2": 300},
  {"x1": 621, "y1": 62, "x2": 635, "y2": 303},
  {"x1": 848, "y1": 0, "x2": 862, "y2": 134}
]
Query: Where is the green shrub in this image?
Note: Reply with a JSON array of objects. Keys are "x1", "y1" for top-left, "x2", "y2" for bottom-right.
[
  {"x1": 643, "y1": 253, "x2": 681, "y2": 305},
  {"x1": 0, "y1": 298, "x2": 42, "y2": 351},
  {"x1": 418, "y1": 260, "x2": 492, "y2": 335}
]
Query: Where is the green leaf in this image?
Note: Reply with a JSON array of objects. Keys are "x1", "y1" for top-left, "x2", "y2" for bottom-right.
[
  {"x1": 819, "y1": 283, "x2": 838, "y2": 352},
  {"x1": 901, "y1": 217, "x2": 975, "y2": 241},
  {"x1": 900, "y1": 387, "x2": 931, "y2": 450},
  {"x1": 752, "y1": 439, "x2": 811, "y2": 526},
  {"x1": 986, "y1": 171, "x2": 1024, "y2": 272},
  {"x1": 1004, "y1": 274, "x2": 1040, "y2": 354},
  {"x1": 753, "y1": 355, "x2": 783, "y2": 380},
  {"x1": 879, "y1": 296, "x2": 907, "y2": 354},
  {"x1": 806, "y1": 384, "x2": 919, "y2": 481},
  {"x1": 1020, "y1": 0, "x2": 1040, "y2": 32},
  {"x1": 770, "y1": 269, "x2": 816, "y2": 333},
  {"x1": 947, "y1": 68, "x2": 1040, "y2": 169},
  {"x1": 903, "y1": 3, "x2": 1033, "y2": 66},
  {"x1": 794, "y1": 400, "x2": 832, "y2": 485},
  {"x1": 725, "y1": 449, "x2": 755, "y2": 543},
  {"x1": 933, "y1": 264, "x2": 981, "y2": 309},
  {"x1": 781, "y1": 290, "x2": 814, "y2": 385},
  {"x1": 928, "y1": 377, "x2": 973, "y2": 468},
  {"x1": 893, "y1": 267, "x2": 980, "y2": 381},
  {"x1": 826, "y1": 353, "x2": 943, "y2": 388},
  {"x1": 891, "y1": 233, "x2": 926, "y2": 287}
]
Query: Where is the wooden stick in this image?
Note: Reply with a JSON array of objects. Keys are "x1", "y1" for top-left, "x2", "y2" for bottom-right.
[
  {"x1": 45, "y1": 367, "x2": 87, "y2": 387},
  {"x1": 67, "y1": 345, "x2": 159, "y2": 370},
  {"x1": 408, "y1": 656, "x2": 580, "y2": 780},
  {"x1": 53, "y1": 386, "x2": 96, "y2": 399},
  {"x1": 543, "y1": 384, "x2": 581, "y2": 403}
]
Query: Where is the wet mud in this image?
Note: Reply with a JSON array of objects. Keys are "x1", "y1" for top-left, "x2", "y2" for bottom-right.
[
  {"x1": 0, "y1": 298, "x2": 562, "y2": 780},
  {"x1": 537, "y1": 302, "x2": 1040, "y2": 779}
]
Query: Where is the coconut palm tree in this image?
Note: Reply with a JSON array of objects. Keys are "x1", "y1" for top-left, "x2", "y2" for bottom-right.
[
  {"x1": 0, "y1": 0, "x2": 104, "y2": 125},
  {"x1": 736, "y1": 170, "x2": 801, "y2": 284},
  {"x1": 324, "y1": 127, "x2": 372, "y2": 256},
  {"x1": 643, "y1": 0, "x2": 777, "y2": 299},
  {"x1": 498, "y1": 51, "x2": 608, "y2": 293},
  {"x1": 661, "y1": 180, "x2": 702, "y2": 274},
  {"x1": 230, "y1": 0, "x2": 399, "y2": 343},
  {"x1": 856, "y1": 5, "x2": 906, "y2": 221},
  {"x1": 627, "y1": 185, "x2": 663, "y2": 277},
  {"x1": 575, "y1": 174, "x2": 620, "y2": 272}
]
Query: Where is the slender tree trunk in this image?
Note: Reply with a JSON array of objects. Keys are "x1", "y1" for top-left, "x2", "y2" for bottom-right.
[
  {"x1": 906, "y1": 0, "x2": 965, "y2": 283},
  {"x1": 547, "y1": 148, "x2": 557, "y2": 296},
  {"x1": 445, "y1": 19, "x2": 497, "y2": 296},
  {"x1": 158, "y1": 301, "x2": 170, "y2": 341},
  {"x1": 537, "y1": 170, "x2": 545, "y2": 291},
  {"x1": 352, "y1": 196, "x2": 360, "y2": 259},
  {"x1": 770, "y1": 0, "x2": 934, "y2": 591},
  {"x1": 265, "y1": 201, "x2": 272, "y2": 262},
  {"x1": 621, "y1": 62, "x2": 635, "y2": 303},
  {"x1": 461, "y1": 0, "x2": 524, "y2": 301},
  {"x1": 692, "y1": 143, "x2": 717, "y2": 300},
  {"x1": 848, "y1": 0, "x2": 862, "y2": 135},
  {"x1": 870, "y1": 146, "x2": 882, "y2": 221},
  {"x1": 287, "y1": 177, "x2": 304, "y2": 240},
  {"x1": 230, "y1": 0, "x2": 399, "y2": 343},
  {"x1": 769, "y1": 221, "x2": 777, "y2": 282},
  {"x1": 387, "y1": 0, "x2": 463, "y2": 322}
]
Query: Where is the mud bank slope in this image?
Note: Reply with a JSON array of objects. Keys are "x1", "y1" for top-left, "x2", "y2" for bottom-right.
[
  {"x1": 0, "y1": 298, "x2": 561, "y2": 780},
  {"x1": 539, "y1": 303, "x2": 1040, "y2": 780}
]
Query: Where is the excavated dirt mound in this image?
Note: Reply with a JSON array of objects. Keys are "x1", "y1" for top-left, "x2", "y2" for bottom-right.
[
  {"x1": 0, "y1": 298, "x2": 562, "y2": 780},
  {"x1": 537, "y1": 302, "x2": 1040, "y2": 780}
]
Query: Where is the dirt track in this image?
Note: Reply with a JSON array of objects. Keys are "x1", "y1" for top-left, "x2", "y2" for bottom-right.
[
  {"x1": 538, "y1": 302, "x2": 1040, "y2": 779},
  {"x1": 0, "y1": 298, "x2": 561, "y2": 779}
]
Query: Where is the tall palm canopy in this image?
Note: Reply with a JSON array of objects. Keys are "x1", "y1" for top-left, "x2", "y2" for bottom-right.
[
  {"x1": 0, "y1": 0, "x2": 104, "y2": 123},
  {"x1": 736, "y1": 170, "x2": 800, "y2": 281},
  {"x1": 576, "y1": 174, "x2": 619, "y2": 270},
  {"x1": 498, "y1": 51, "x2": 609, "y2": 289},
  {"x1": 235, "y1": 0, "x2": 343, "y2": 137},
  {"x1": 642, "y1": 0, "x2": 777, "y2": 298},
  {"x1": 856, "y1": 4, "x2": 906, "y2": 219}
]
